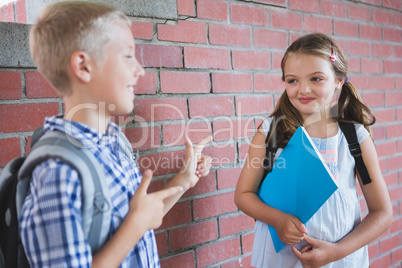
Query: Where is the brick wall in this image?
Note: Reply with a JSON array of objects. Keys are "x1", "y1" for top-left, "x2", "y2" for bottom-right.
[{"x1": 0, "y1": 0, "x2": 401, "y2": 267}]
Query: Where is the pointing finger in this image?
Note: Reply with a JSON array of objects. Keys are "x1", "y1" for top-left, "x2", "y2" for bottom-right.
[
  {"x1": 193, "y1": 135, "x2": 212, "y2": 154},
  {"x1": 137, "y1": 169, "x2": 153, "y2": 195}
]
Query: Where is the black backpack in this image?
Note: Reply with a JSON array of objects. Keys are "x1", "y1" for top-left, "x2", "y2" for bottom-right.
[
  {"x1": 260, "y1": 119, "x2": 372, "y2": 188},
  {"x1": 0, "y1": 126, "x2": 135, "y2": 268}
]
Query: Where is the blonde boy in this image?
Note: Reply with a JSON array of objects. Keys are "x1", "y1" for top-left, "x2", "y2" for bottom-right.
[{"x1": 21, "y1": 1, "x2": 211, "y2": 267}]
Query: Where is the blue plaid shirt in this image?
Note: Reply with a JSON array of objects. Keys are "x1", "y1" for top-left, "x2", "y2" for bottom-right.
[{"x1": 20, "y1": 115, "x2": 160, "y2": 268}]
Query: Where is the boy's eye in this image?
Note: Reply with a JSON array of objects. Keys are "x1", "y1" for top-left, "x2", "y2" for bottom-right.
[{"x1": 287, "y1": 79, "x2": 296, "y2": 84}]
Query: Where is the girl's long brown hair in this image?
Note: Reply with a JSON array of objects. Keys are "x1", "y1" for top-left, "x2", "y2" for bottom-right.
[{"x1": 268, "y1": 33, "x2": 375, "y2": 148}]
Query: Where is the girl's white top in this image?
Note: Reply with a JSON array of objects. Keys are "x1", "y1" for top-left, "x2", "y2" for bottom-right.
[{"x1": 251, "y1": 118, "x2": 370, "y2": 268}]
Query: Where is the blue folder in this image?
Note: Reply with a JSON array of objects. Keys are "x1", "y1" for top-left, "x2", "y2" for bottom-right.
[{"x1": 257, "y1": 127, "x2": 338, "y2": 253}]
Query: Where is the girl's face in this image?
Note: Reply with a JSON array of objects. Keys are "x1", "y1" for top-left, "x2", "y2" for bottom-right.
[{"x1": 283, "y1": 53, "x2": 342, "y2": 121}]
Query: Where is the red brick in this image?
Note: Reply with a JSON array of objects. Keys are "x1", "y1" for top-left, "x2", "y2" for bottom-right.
[
  {"x1": 134, "y1": 97, "x2": 188, "y2": 122},
  {"x1": 370, "y1": 254, "x2": 391, "y2": 268},
  {"x1": 384, "y1": 172, "x2": 398, "y2": 187},
  {"x1": 177, "y1": 0, "x2": 195, "y2": 16},
  {"x1": 304, "y1": 15, "x2": 333, "y2": 33},
  {"x1": 0, "y1": 71, "x2": 22, "y2": 100},
  {"x1": 212, "y1": 73, "x2": 252, "y2": 93},
  {"x1": 270, "y1": 10, "x2": 303, "y2": 31},
  {"x1": 375, "y1": 141, "x2": 396, "y2": 157},
  {"x1": 385, "y1": 92, "x2": 402, "y2": 106},
  {"x1": 368, "y1": 241, "x2": 380, "y2": 259},
  {"x1": 254, "y1": 73, "x2": 284, "y2": 93},
  {"x1": 203, "y1": 143, "x2": 237, "y2": 168},
  {"x1": 289, "y1": 0, "x2": 319, "y2": 13},
  {"x1": 123, "y1": 125, "x2": 160, "y2": 151},
  {"x1": 388, "y1": 155, "x2": 402, "y2": 171},
  {"x1": 348, "y1": 4, "x2": 371, "y2": 22},
  {"x1": 334, "y1": 20, "x2": 358, "y2": 37},
  {"x1": 230, "y1": 3, "x2": 268, "y2": 27},
  {"x1": 397, "y1": 108, "x2": 402, "y2": 120},
  {"x1": 0, "y1": 103, "x2": 59, "y2": 133},
  {"x1": 254, "y1": 29, "x2": 287, "y2": 49},
  {"x1": 361, "y1": 59, "x2": 383, "y2": 74},
  {"x1": 184, "y1": 46, "x2": 231, "y2": 69},
  {"x1": 155, "y1": 231, "x2": 167, "y2": 255},
  {"x1": 25, "y1": 71, "x2": 59, "y2": 98},
  {"x1": 390, "y1": 215, "x2": 402, "y2": 234},
  {"x1": 352, "y1": 75, "x2": 373, "y2": 90},
  {"x1": 233, "y1": 50, "x2": 270, "y2": 70},
  {"x1": 197, "y1": 0, "x2": 228, "y2": 21},
  {"x1": 4, "y1": 2, "x2": 14, "y2": 22},
  {"x1": 373, "y1": 77, "x2": 394, "y2": 90},
  {"x1": 391, "y1": 247, "x2": 402, "y2": 265},
  {"x1": 182, "y1": 172, "x2": 216, "y2": 198},
  {"x1": 242, "y1": 232, "x2": 254, "y2": 253},
  {"x1": 131, "y1": 21, "x2": 153, "y2": 40},
  {"x1": 349, "y1": 40, "x2": 371, "y2": 57},
  {"x1": 373, "y1": 9, "x2": 394, "y2": 25},
  {"x1": 136, "y1": 71, "x2": 157, "y2": 94},
  {"x1": 384, "y1": 60, "x2": 402, "y2": 74},
  {"x1": 162, "y1": 121, "x2": 212, "y2": 147},
  {"x1": 193, "y1": 191, "x2": 237, "y2": 220},
  {"x1": 219, "y1": 212, "x2": 255, "y2": 237},
  {"x1": 253, "y1": 0, "x2": 286, "y2": 6},
  {"x1": 361, "y1": 24, "x2": 382, "y2": 40},
  {"x1": 383, "y1": 27, "x2": 402, "y2": 43},
  {"x1": 0, "y1": 138, "x2": 21, "y2": 168},
  {"x1": 362, "y1": 92, "x2": 384, "y2": 107},
  {"x1": 272, "y1": 52, "x2": 285, "y2": 71},
  {"x1": 375, "y1": 108, "x2": 396, "y2": 124},
  {"x1": 135, "y1": 44, "x2": 183, "y2": 68},
  {"x1": 160, "y1": 250, "x2": 195, "y2": 267},
  {"x1": 160, "y1": 71, "x2": 210, "y2": 94},
  {"x1": 380, "y1": 234, "x2": 400, "y2": 254},
  {"x1": 137, "y1": 150, "x2": 186, "y2": 175},
  {"x1": 394, "y1": 45, "x2": 402, "y2": 58},
  {"x1": 15, "y1": 0, "x2": 26, "y2": 23},
  {"x1": 169, "y1": 219, "x2": 218, "y2": 250},
  {"x1": 321, "y1": 0, "x2": 347, "y2": 17},
  {"x1": 159, "y1": 201, "x2": 192, "y2": 230},
  {"x1": 158, "y1": 20, "x2": 207, "y2": 44},
  {"x1": 217, "y1": 167, "x2": 242, "y2": 190},
  {"x1": 213, "y1": 118, "x2": 254, "y2": 141},
  {"x1": 209, "y1": 24, "x2": 251, "y2": 47},
  {"x1": 196, "y1": 237, "x2": 241, "y2": 267},
  {"x1": 383, "y1": 0, "x2": 402, "y2": 10},
  {"x1": 373, "y1": 43, "x2": 393, "y2": 58},
  {"x1": 189, "y1": 96, "x2": 234, "y2": 118},
  {"x1": 236, "y1": 95, "x2": 273, "y2": 116}
]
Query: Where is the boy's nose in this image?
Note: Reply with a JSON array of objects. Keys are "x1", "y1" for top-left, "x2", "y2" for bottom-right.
[{"x1": 134, "y1": 58, "x2": 145, "y2": 78}]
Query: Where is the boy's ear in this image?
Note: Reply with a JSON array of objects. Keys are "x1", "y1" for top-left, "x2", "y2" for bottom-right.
[{"x1": 70, "y1": 51, "x2": 93, "y2": 83}]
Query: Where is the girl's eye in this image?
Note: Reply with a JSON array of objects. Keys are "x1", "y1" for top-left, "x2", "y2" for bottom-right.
[
  {"x1": 287, "y1": 79, "x2": 296, "y2": 84},
  {"x1": 312, "y1": 77, "x2": 323, "y2": 82}
]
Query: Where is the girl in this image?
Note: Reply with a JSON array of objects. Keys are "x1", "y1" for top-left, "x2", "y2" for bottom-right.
[{"x1": 234, "y1": 33, "x2": 392, "y2": 267}]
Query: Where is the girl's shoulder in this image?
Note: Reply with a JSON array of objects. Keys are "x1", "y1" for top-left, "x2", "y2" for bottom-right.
[
  {"x1": 345, "y1": 123, "x2": 371, "y2": 144},
  {"x1": 260, "y1": 117, "x2": 274, "y2": 137}
]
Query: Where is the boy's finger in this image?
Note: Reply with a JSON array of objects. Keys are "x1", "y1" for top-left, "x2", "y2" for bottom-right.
[
  {"x1": 193, "y1": 135, "x2": 212, "y2": 153},
  {"x1": 155, "y1": 186, "x2": 184, "y2": 200},
  {"x1": 137, "y1": 169, "x2": 153, "y2": 195}
]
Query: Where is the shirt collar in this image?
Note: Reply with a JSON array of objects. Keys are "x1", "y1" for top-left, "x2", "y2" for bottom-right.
[{"x1": 43, "y1": 115, "x2": 121, "y2": 148}]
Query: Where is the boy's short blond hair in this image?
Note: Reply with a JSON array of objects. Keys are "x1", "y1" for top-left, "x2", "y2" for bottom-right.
[{"x1": 30, "y1": 1, "x2": 131, "y2": 96}]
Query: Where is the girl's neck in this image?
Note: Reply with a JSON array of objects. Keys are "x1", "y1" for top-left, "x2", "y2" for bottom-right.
[{"x1": 302, "y1": 109, "x2": 338, "y2": 139}]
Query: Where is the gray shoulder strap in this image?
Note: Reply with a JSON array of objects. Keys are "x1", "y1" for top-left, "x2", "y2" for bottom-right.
[
  {"x1": 118, "y1": 131, "x2": 137, "y2": 165},
  {"x1": 17, "y1": 131, "x2": 111, "y2": 253}
]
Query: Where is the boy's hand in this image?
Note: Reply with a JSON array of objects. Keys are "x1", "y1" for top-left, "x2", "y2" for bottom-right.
[
  {"x1": 180, "y1": 135, "x2": 212, "y2": 189},
  {"x1": 276, "y1": 213, "x2": 307, "y2": 245},
  {"x1": 129, "y1": 169, "x2": 183, "y2": 232}
]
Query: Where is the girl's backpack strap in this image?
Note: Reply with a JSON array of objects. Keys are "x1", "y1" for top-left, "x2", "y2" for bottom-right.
[
  {"x1": 17, "y1": 130, "x2": 112, "y2": 253},
  {"x1": 338, "y1": 122, "x2": 372, "y2": 185}
]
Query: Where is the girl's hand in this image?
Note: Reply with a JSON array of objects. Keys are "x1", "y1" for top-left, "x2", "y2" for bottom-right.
[
  {"x1": 195, "y1": 154, "x2": 212, "y2": 178},
  {"x1": 292, "y1": 235, "x2": 338, "y2": 268},
  {"x1": 276, "y1": 214, "x2": 307, "y2": 245}
]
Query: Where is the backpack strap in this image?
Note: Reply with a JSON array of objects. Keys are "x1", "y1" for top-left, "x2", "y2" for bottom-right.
[
  {"x1": 338, "y1": 122, "x2": 372, "y2": 185},
  {"x1": 17, "y1": 130, "x2": 112, "y2": 253},
  {"x1": 258, "y1": 119, "x2": 278, "y2": 190}
]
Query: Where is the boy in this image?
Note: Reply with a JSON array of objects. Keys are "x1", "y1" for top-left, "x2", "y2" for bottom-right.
[{"x1": 20, "y1": 1, "x2": 212, "y2": 267}]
